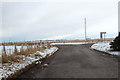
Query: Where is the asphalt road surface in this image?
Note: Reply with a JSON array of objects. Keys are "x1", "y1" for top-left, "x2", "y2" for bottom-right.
[{"x1": 18, "y1": 44, "x2": 118, "y2": 78}]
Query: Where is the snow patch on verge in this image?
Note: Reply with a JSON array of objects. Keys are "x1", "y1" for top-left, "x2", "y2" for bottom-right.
[
  {"x1": 91, "y1": 42, "x2": 120, "y2": 55},
  {"x1": 0, "y1": 47, "x2": 58, "y2": 80}
]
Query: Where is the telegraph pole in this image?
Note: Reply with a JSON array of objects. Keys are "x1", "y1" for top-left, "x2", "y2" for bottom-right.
[
  {"x1": 118, "y1": 1, "x2": 120, "y2": 37},
  {"x1": 85, "y1": 18, "x2": 87, "y2": 40}
]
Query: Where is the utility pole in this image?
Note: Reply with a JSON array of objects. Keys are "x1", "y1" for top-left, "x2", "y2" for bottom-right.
[
  {"x1": 118, "y1": 1, "x2": 120, "y2": 37},
  {"x1": 85, "y1": 18, "x2": 87, "y2": 40}
]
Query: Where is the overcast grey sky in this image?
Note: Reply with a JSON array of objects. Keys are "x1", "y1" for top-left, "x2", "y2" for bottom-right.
[{"x1": 0, "y1": 0, "x2": 119, "y2": 42}]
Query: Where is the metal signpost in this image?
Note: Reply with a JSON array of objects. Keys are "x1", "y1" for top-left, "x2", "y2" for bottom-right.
[{"x1": 100, "y1": 32, "x2": 106, "y2": 41}]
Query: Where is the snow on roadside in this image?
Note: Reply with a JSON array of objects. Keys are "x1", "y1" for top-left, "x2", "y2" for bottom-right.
[
  {"x1": 34, "y1": 47, "x2": 58, "y2": 58},
  {"x1": 91, "y1": 42, "x2": 110, "y2": 52},
  {"x1": 0, "y1": 47, "x2": 58, "y2": 80},
  {"x1": 91, "y1": 42, "x2": 120, "y2": 55}
]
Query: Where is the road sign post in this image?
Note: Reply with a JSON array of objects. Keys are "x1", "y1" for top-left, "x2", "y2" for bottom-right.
[{"x1": 100, "y1": 32, "x2": 106, "y2": 41}]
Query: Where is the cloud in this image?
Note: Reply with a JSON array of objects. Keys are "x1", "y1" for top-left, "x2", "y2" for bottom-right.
[
  {"x1": 2, "y1": 0, "x2": 119, "y2": 3},
  {"x1": 1, "y1": 1, "x2": 118, "y2": 42}
]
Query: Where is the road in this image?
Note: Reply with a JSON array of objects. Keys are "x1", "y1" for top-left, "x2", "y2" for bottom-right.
[{"x1": 18, "y1": 44, "x2": 118, "y2": 78}]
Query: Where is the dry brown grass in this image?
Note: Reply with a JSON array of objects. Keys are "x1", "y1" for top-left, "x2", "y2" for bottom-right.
[
  {"x1": 2, "y1": 45, "x2": 22, "y2": 63},
  {"x1": 19, "y1": 45, "x2": 42, "y2": 56},
  {"x1": 47, "y1": 42, "x2": 53, "y2": 48},
  {"x1": 14, "y1": 45, "x2": 19, "y2": 55},
  {"x1": 0, "y1": 42, "x2": 51, "y2": 63},
  {"x1": 2, "y1": 47, "x2": 35, "y2": 63},
  {"x1": 1, "y1": 42, "x2": 49, "y2": 63},
  {"x1": 2, "y1": 46, "x2": 8, "y2": 63},
  {"x1": 2, "y1": 53, "x2": 21, "y2": 63},
  {"x1": 7, "y1": 54, "x2": 23, "y2": 63},
  {"x1": 0, "y1": 41, "x2": 41, "y2": 46}
]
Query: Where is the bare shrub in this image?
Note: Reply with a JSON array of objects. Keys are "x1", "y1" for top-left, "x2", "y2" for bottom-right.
[
  {"x1": 14, "y1": 45, "x2": 18, "y2": 55},
  {"x1": 41, "y1": 45, "x2": 46, "y2": 51},
  {"x1": 19, "y1": 45, "x2": 39, "y2": 56},
  {"x1": 47, "y1": 42, "x2": 52, "y2": 48},
  {"x1": 2, "y1": 45, "x2": 8, "y2": 63},
  {"x1": 2, "y1": 45, "x2": 23, "y2": 63},
  {"x1": 3, "y1": 53, "x2": 23, "y2": 63},
  {"x1": 20, "y1": 45, "x2": 25, "y2": 55}
]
